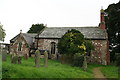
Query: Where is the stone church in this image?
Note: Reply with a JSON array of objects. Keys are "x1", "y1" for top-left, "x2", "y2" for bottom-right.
[{"x1": 10, "y1": 9, "x2": 110, "y2": 65}]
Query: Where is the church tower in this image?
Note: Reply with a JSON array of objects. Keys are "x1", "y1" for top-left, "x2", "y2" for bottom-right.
[{"x1": 99, "y1": 8, "x2": 106, "y2": 30}]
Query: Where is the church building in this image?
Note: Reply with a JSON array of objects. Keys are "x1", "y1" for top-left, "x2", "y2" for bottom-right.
[{"x1": 10, "y1": 9, "x2": 110, "y2": 65}]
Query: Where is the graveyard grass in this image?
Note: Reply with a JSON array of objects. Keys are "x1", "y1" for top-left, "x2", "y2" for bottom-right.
[{"x1": 2, "y1": 55, "x2": 118, "y2": 78}]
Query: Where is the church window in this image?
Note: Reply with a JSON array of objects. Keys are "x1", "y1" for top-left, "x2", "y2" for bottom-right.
[
  {"x1": 18, "y1": 42, "x2": 22, "y2": 51},
  {"x1": 51, "y1": 42, "x2": 56, "y2": 54}
]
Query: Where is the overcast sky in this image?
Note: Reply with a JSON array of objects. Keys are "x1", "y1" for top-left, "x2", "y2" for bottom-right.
[{"x1": 0, "y1": 0, "x2": 119, "y2": 43}]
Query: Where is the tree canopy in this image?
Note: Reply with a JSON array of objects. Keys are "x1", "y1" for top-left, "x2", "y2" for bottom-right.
[
  {"x1": 27, "y1": 24, "x2": 46, "y2": 33},
  {"x1": 58, "y1": 29, "x2": 85, "y2": 55},
  {"x1": 105, "y1": 1, "x2": 120, "y2": 53},
  {"x1": 0, "y1": 23, "x2": 6, "y2": 41}
]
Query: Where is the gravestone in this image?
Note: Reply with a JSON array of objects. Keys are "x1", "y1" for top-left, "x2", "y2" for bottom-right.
[
  {"x1": 83, "y1": 56, "x2": 87, "y2": 71},
  {"x1": 11, "y1": 53, "x2": 18, "y2": 64},
  {"x1": 44, "y1": 51, "x2": 48, "y2": 67},
  {"x1": 35, "y1": 49, "x2": 40, "y2": 67},
  {"x1": 17, "y1": 52, "x2": 22, "y2": 64},
  {"x1": 2, "y1": 49, "x2": 7, "y2": 61}
]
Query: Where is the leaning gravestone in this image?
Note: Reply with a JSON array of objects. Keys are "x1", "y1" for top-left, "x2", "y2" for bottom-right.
[
  {"x1": 2, "y1": 49, "x2": 7, "y2": 61},
  {"x1": 11, "y1": 53, "x2": 18, "y2": 64},
  {"x1": 44, "y1": 51, "x2": 48, "y2": 67},
  {"x1": 35, "y1": 49, "x2": 40, "y2": 67}
]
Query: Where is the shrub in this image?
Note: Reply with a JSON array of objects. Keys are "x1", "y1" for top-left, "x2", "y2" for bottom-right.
[
  {"x1": 115, "y1": 53, "x2": 120, "y2": 66},
  {"x1": 73, "y1": 53, "x2": 84, "y2": 67}
]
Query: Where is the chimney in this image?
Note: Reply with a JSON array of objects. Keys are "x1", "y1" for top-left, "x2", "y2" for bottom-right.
[
  {"x1": 20, "y1": 30, "x2": 22, "y2": 33},
  {"x1": 99, "y1": 8, "x2": 106, "y2": 30}
]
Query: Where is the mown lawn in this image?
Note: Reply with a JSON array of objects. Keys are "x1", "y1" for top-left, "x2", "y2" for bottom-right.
[{"x1": 2, "y1": 55, "x2": 118, "y2": 78}]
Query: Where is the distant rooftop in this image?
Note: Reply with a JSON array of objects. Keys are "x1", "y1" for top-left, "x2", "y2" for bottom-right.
[{"x1": 38, "y1": 27, "x2": 107, "y2": 39}]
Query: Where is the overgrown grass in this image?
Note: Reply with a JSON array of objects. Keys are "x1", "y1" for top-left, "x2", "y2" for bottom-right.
[
  {"x1": 2, "y1": 55, "x2": 118, "y2": 78},
  {"x1": 2, "y1": 55, "x2": 93, "y2": 78}
]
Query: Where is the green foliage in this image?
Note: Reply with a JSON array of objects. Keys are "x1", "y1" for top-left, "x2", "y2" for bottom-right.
[
  {"x1": 27, "y1": 23, "x2": 45, "y2": 33},
  {"x1": 73, "y1": 53, "x2": 84, "y2": 67},
  {"x1": 115, "y1": 53, "x2": 120, "y2": 66},
  {"x1": 0, "y1": 23, "x2": 6, "y2": 41},
  {"x1": 58, "y1": 29, "x2": 85, "y2": 55},
  {"x1": 84, "y1": 40, "x2": 95, "y2": 55},
  {"x1": 105, "y1": 1, "x2": 120, "y2": 53}
]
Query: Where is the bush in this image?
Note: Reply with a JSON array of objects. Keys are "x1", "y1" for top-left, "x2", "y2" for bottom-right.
[
  {"x1": 73, "y1": 53, "x2": 84, "y2": 67},
  {"x1": 115, "y1": 53, "x2": 120, "y2": 66}
]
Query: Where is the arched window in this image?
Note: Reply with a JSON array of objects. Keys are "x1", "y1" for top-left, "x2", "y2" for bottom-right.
[
  {"x1": 51, "y1": 42, "x2": 56, "y2": 54},
  {"x1": 18, "y1": 42, "x2": 22, "y2": 51}
]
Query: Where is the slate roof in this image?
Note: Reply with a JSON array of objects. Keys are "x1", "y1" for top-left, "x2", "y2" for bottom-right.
[
  {"x1": 10, "y1": 33, "x2": 37, "y2": 46},
  {"x1": 38, "y1": 27, "x2": 107, "y2": 39}
]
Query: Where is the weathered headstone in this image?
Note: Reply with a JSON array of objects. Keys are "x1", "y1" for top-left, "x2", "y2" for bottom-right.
[
  {"x1": 17, "y1": 51, "x2": 23, "y2": 64},
  {"x1": 11, "y1": 53, "x2": 18, "y2": 64},
  {"x1": 35, "y1": 49, "x2": 40, "y2": 67},
  {"x1": 18, "y1": 56, "x2": 22, "y2": 64},
  {"x1": 2, "y1": 49, "x2": 7, "y2": 61},
  {"x1": 44, "y1": 51, "x2": 48, "y2": 67},
  {"x1": 83, "y1": 56, "x2": 87, "y2": 71}
]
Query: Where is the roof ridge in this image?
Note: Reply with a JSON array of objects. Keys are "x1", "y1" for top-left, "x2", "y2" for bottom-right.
[{"x1": 46, "y1": 26, "x2": 98, "y2": 28}]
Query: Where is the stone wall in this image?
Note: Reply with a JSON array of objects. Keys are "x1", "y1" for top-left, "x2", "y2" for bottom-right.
[
  {"x1": 37, "y1": 38, "x2": 110, "y2": 65},
  {"x1": 10, "y1": 34, "x2": 29, "y2": 58},
  {"x1": 90, "y1": 40, "x2": 109, "y2": 65},
  {"x1": 37, "y1": 38, "x2": 59, "y2": 59}
]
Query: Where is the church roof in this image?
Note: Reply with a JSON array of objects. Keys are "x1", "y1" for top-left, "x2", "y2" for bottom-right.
[
  {"x1": 10, "y1": 33, "x2": 37, "y2": 46},
  {"x1": 38, "y1": 27, "x2": 107, "y2": 39}
]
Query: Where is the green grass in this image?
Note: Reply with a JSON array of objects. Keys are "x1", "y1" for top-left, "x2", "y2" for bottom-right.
[
  {"x1": 2, "y1": 55, "x2": 118, "y2": 78},
  {"x1": 2, "y1": 55, "x2": 93, "y2": 78},
  {"x1": 100, "y1": 66, "x2": 118, "y2": 78}
]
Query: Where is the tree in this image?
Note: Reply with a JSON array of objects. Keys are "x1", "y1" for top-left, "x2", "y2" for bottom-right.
[
  {"x1": 58, "y1": 29, "x2": 85, "y2": 55},
  {"x1": 27, "y1": 23, "x2": 46, "y2": 33},
  {"x1": 105, "y1": 1, "x2": 120, "y2": 53},
  {"x1": 58, "y1": 29, "x2": 95, "y2": 69},
  {"x1": 0, "y1": 23, "x2": 6, "y2": 41},
  {"x1": 105, "y1": 1, "x2": 120, "y2": 64},
  {"x1": 58, "y1": 29, "x2": 86, "y2": 67},
  {"x1": 84, "y1": 40, "x2": 95, "y2": 56}
]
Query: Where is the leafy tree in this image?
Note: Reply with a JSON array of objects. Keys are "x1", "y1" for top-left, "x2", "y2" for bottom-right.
[
  {"x1": 105, "y1": 1, "x2": 120, "y2": 64},
  {"x1": 0, "y1": 23, "x2": 6, "y2": 41},
  {"x1": 105, "y1": 1, "x2": 120, "y2": 53},
  {"x1": 84, "y1": 40, "x2": 95, "y2": 56},
  {"x1": 58, "y1": 29, "x2": 95, "y2": 69},
  {"x1": 27, "y1": 23, "x2": 46, "y2": 33},
  {"x1": 58, "y1": 29, "x2": 85, "y2": 55}
]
